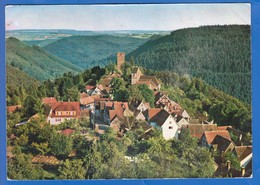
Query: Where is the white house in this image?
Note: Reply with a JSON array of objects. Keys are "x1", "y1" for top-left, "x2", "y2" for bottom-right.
[{"x1": 147, "y1": 109, "x2": 178, "y2": 140}]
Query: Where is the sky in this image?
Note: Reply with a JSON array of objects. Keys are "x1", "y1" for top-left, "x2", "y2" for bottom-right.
[{"x1": 5, "y1": 4, "x2": 250, "y2": 31}]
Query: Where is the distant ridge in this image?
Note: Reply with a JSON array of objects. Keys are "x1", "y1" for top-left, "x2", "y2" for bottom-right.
[
  {"x1": 6, "y1": 37, "x2": 83, "y2": 81},
  {"x1": 127, "y1": 25, "x2": 251, "y2": 103}
]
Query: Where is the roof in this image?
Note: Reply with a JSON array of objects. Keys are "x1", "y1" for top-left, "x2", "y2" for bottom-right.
[
  {"x1": 139, "y1": 75, "x2": 160, "y2": 86},
  {"x1": 42, "y1": 97, "x2": 57, "y2": 106},
  {"x1": 7, "y1": 105, "x2": 22, "y2": 113},
  {"x1": 132, "y1": 67, "x2": 143, "y2": 74},
  {"x1": 146, "y1": 108, "x2": 161, "y2": 119},
  {"x1": 218, "y1": 126, "x2": 232, "y2": 130},
  {"x1": 184, "y1": 124, "x2": 218, "y2": 139},
  {"x1": 150, "y1": 109, "x2": 171, "y2": 126},
  {"x1": 108, "y1": 102, "x2": 129, "y2": 121},
  {"x1": 32, "y1": 155, "x2": 60, "y2": 165},
  {"x1": 86, "y1": 85, "x2": 95, "y2": 90},
  {"x1": 80, "y1": 96, "x2": 94, "y2": 105},
  {"x1": 234, "y1": 146, "x2": 252, "y2": 162},
  {"x1": 60, "y1": 128, "x2": 75, "y2": 136},
  {"x1": 211, "y1": 135, "x2": 233, "y2": 152},
  {"x1": 80, "y1": 92, "x2": 89, "y2": 99},
  {"x1": 203, "y1": 130, "x2": 231, "y2": 144},
  {"x1": 51, "y1": 102, "x2": 80, "y2": 117}
]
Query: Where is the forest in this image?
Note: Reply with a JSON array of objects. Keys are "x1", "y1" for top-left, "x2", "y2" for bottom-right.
[
  {"x1": 43, "y1": 35, "x2": 148, "y2": 69},
  {"x1": 6, "y1": 37, "x2": 82, "y2": 81},
  {"x1": 127, "y1": 25, "x2": 251, "y2": 103}
]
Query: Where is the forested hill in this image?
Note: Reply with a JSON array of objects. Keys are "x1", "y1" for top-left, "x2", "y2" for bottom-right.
[
  {"x1": 6, "y1": 65, "x2": 40, "y2": 105},
  {"x1": 127, "y1": 25, "x2": 251, "y2": 103},
  {"x1": 6, "y1": 37, "x2": 83, "y2": 81},
  {"x1": 43, "y1": 35, "x2": 148, "y2": 69}
]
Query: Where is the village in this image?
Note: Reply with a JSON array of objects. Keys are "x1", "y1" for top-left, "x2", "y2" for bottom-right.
[{"x1": 7, "y1": 52, "x2": 252, "y2": 178}]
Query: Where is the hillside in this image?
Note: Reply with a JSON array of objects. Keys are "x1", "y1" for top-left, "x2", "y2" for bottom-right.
[
  {"x1": 43, "y1": 35, "x2": 148, "y2": 69},
  {"x1": 6, "y1": 37, "x2": 83, "y2": 81},
  {"x1": 6, "y1": 65, "x2": 40, "y2": 105},
  {"x1": 127, "y1": 25, "x2": 251, "y2": 103}
]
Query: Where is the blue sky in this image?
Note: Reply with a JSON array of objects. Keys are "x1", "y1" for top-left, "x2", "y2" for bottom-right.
[{"x1": 5, "y1": 4, "x2": 250, "y2": 31}]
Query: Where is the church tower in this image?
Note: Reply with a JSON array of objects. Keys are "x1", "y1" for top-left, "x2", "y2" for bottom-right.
[{"x1": 117, "y1": 52, "x2": 125, "y2": 71}]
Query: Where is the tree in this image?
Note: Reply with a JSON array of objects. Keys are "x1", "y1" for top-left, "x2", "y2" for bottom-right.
[
  {"x1": 23, "y1": 96, "x2": 42, "y2": 118},
  {"x1": 58, "y1": 159, "x2": 86, "y2": 179},
  {"x1": 49, "y1": 134, "x2": 73, "y2": 157},
  {"x1": 8, "y1": 153, "x2": 44, "y2": 180},
  {"x1": 138, "y1": 84, "x2": 155, "y2": 107}
]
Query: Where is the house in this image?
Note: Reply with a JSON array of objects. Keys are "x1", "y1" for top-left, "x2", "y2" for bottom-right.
[
  {"x1": 134, "y1": 110, "x2": 146, "y2": 121},
  {"x1": 86, "y1": 85, "x2": 96, "y2": 95},
  {"x1": 211, "y1": 135, "x2": 235, "y2": 153},
  {"x1": 146, "y1": 108, "x2": 178, "y2": 140},
  {"x1": 201, "y1": 130, "x2": 231, "y2": 148},
  {"x1": 132, "y1": 101, "x2": 150, "y2": 112},
  {"x1": 105, "y1": 102, "x2": 131, "y2": 125},
  {"x1": 233, "y1": 146, "x2": 252, "y2": 173},
  {"x1": 176, "y1": 116, "x2": 189, "y2": 132},
  {"x1": 80, "y1": 94, "x2": 95, "y2": 111},
  {"x1": 131, "y1": 66, "x2": 161, "y2": 90},
  {"x1": 182, "y1": 124, "x2": 218, "y2": 140},
  {"x1": 154, "y1": 92, "x2": 183, "y2": 113},
  {"x1": 214, "y1": 160, "x2": 251, "y2": 177},
  {"x1": 47, "y1": 102, "x2": 80, "y2": 125}
]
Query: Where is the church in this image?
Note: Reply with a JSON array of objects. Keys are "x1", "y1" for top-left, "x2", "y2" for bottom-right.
[{"x1": 116, "y1": 52, "x2": 161, "y2": 91}]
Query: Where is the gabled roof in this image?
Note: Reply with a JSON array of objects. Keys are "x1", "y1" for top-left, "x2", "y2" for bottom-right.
[
  {"x1": 42, "y1": 97, "x2": 57, "y2": 105},
  {"x1": 149, "y1": 109, "x2": 172, "y2": 126},
  {"x1": 132, "y1": 66, "x2": 143, "y2": 74},
  {"x1": 211, "y1": 135, "x2": 234, "y2": 152},
  {"x1": 146, "y1": 108, "x2": 161, "y2": 119},
  {"x1": 203, "y1": 130, "x2": 231, "y2": 145},
  {"x1": 80, "y1": 96, "x2": 94, "y2": 105},
  {"x1": 234, "y1": 146, "x2": 252, "y2": 162},
  {"x1": 184, "y1": 124, "x2": 218, "y2": 139},
  {"x1": 108, "y1": 102, "x2": 130, "y2": 122}
]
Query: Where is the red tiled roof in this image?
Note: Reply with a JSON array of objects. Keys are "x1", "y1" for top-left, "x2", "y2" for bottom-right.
[
  {"x1": 108, "y1": 102, "x2": 129, "y2": 121},
  {"x1": 147, "y1": 108, "x2": 162, "y2": 119},
  {"x1": 80, "y1": 96, "x2": 94, "y2": 105},
  {"x1": 51, "y1": 102, "x2": 80, "y2": 118},
  {"x1": 150, "y1": 109, "x2": 171, "y2": 126},
  {"x1": 203, "y1": 130, "x2": 231, "y2": 144},
  {"x1": 7, "y1": 105, "x2": 22, "y2": 113},
  {"x1": 86, "y1": 85, "x2": 95, "y2": 90},
  {"x1": 60, "y1": 129, "x2": 75, "y2": 136},
  {"x1": 42, "y1": 97, "x2": 57, "y2": 105}
]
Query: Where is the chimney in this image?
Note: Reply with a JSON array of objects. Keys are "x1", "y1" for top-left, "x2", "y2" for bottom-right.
[
  {"x1": 227, "y1": 160, "x2": 231, "y2": 171},
  {"x1": 241, "y1": 167, "x2": 245, "y2": 177}
]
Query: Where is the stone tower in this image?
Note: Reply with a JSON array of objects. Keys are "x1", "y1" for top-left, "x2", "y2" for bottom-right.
[{"x1": 117, "y1": 52, "x2": 125, "y2": 70}]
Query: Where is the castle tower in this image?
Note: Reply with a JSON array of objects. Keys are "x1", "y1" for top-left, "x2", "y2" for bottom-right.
[{"x1": 117, "y1": 52, "x2": 125, "y2": 70}]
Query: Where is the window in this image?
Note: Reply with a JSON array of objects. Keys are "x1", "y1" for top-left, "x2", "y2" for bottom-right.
[
  {"x1": 56, "y1": 118, "x2": 61, "y2": 122},
  {"x1": 169, "y1": 121, "x2": 172, "y2": 124},
  {"x1": 169, "y1": 126, "x2": 173, "y2": 129}
]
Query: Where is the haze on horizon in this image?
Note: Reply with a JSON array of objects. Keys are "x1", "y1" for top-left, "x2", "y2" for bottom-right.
[{"x1": 6, "y1": 4, "x2": 250, "y2": 31}]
